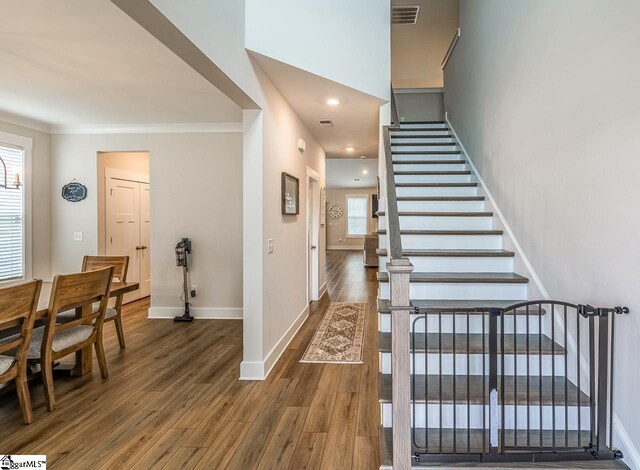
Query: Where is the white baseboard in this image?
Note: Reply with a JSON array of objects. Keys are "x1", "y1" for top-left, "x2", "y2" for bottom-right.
[
  {"x1": 319, "y1": 282, "x2": 327, "y2": 299},
  {"x1": 614, "y1": 412, "x2": 640, "y2": 470},
  {"x1": 240, "y1": 303, "x2": 310, "y2": 381},
  {"x1": 148, "y1": 306, "x2": 243, "y2": 320},
  {"x1": 327, "y1": 246, "x2": 362, "y2": 251}
]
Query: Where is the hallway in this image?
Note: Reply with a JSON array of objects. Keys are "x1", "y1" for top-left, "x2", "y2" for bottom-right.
[{"x1": 0, "y1": 250, "x2": 381, "y2": 469}]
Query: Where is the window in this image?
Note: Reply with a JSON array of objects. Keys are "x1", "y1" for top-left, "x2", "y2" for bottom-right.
[
  {"x1": 0, "y1": 143, "x2": 25, "y2": 281},
  {"x1": 347, "y1": 194, "x2": 369, "y2": 237}
]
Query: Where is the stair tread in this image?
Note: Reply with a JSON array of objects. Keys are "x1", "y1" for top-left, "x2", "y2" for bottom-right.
[
  {"x1": 378, "y1": 428, "x2": 626, "y2": 467},
  {"x1": 401, "y1": 120, "x2": 447, "y2": 124},
  {"x1": 393, "y1": 150, "x2": 462, "y2": 155},
  {"x1": 395, "y1": 182, "x2": 477, "y2": 187},
  {"x1": 394, "y1": 170, "x2": 471, "y2": 175},
  {"x1": 397, "y1": 196, "x2": 485, "y2": 201},
  {"x1": 377, "y1": 249, "x2": 515, "y2": 257},
  {"x1": 391, "y1": 134, "x2": 454, "y2": 139},
  {"x1": 378, "y1": 211, "x2": 493, "y2": 217},
  {"x1": 378, "y1": 332, "x2": 565, "y2": 355},
  {"x1": 377, "y1": 229, "x2": 502, "y2": 235},
  {"x1": 379, "y1": 374, "x2": 588, "y2": 406},
  {"x1": 378, "y1": 299, "x2": 545, "y2": 314},
  {"x1": 393, "y1": 160, "x2": 465, "y2": 165},
  {"x1": 378, "y1": 272, "x2": 529, "y2": 284},
  {"x1": 393, "y1": 142, "x2": 459, "y2": 146}
]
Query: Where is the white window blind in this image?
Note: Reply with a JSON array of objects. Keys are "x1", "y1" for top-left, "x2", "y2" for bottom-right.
[
  {"x1": 347, "y1": 194, "x2": 368, "y2": 237},
  {"x1": 0, "y1": 144, "x2": 24, "y2": 281}
]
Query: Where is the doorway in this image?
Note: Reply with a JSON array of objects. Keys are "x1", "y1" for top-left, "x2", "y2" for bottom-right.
[
  {"x1": 97, "y1": 152, "x2": 150, "y2": 303},
  {"x1": 307, "y1": 167, "x2": 320, "y2": 303}
]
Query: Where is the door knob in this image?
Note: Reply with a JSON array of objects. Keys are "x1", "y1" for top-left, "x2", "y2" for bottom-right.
[
  {"x1": 135, "y1": 246, "x2": 142, "y2": 250},
  {"x1": 311, "y1": 245, "x2": 317, "y2": 250}
]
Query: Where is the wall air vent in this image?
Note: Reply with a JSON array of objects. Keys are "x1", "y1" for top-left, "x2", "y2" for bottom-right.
[
  {"x1": 392, "y1": 5, "x2": 420, "y2": 24},
  {"x1": 318, "y1": 120, "x2": 334, "y2": 127}
]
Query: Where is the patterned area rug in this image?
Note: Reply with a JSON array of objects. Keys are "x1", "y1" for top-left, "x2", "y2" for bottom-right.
[{"x1": 300, "y1": 302, "x2": 366, "y2": 364}]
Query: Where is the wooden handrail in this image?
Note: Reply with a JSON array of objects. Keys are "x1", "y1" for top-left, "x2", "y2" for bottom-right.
[
  {"x1": 441, "y1": 27, "x2": 461, "y2": 69},
  {"x1": 383, "y1": 125, "x2": 403, "y2": 260},
  {"x1": 390, "y1": 85, "x2": 400, "y2": 126}
]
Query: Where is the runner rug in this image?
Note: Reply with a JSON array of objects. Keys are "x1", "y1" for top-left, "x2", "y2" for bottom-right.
[{"x1": 300, "y1": 302, "x2": 366, "y2": 364}]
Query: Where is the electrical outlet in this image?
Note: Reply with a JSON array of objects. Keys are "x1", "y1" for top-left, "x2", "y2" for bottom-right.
[
  {"x1": 73, "y1": 232, "x2": 83, "y2": 241},
  {"x1": 190, "y1": 285, "x2": 197, "y2": 298}
]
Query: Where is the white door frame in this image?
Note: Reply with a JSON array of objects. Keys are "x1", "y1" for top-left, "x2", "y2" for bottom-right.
[{"x1": 306, "y1": 166, "x2": 321, "y2": 303}]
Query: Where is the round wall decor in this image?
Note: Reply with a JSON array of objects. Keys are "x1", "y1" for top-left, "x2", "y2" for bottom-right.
[
  {"x1": 328, "y1": 204, "x2": 344, "y2": 219},
  {"x1": 62, "y1": 180, "x2": 87, "y2": 202}
]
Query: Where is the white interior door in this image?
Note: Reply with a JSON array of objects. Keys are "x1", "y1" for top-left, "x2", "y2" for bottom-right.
[
  {"x1": 307, "y1": 172, "x2": 320, "y2": 302},
  {"x1": 139, "y1": 183, "x2": 151, "y2": 298},
  {"x1": 105, "y1": 170, "x2": 151, "y2": 303}
]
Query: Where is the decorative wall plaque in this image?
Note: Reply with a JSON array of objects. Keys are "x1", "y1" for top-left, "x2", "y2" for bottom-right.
[{"x1": 62, "y1": 180, "x2": 87, "y2": 202}]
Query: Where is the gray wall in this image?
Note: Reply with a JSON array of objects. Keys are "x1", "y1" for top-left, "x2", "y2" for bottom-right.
[
  {"x1": 444, "y1": 0, "x2": 640, "y2": 463},
  {"x1": 396, "y1": 91, "x2": 444, "y2": 121}
]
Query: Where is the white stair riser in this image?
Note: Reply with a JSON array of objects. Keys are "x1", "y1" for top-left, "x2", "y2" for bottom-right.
[
  {"x1": 397, "y1": 200, "x2": 485, "y2": 212},
  {"x1": 392, "y1": 145, "x2": 460, "y2": 152},
  {"x1": 379, "y1": 283, "x2": 526, "y2": 301},
  {"x1": 393, "y1": 163, "x2": 467, "y2": 172},
  {"x1": 380, "y1": 353, "x2": 566, "y2": 376},
  {"x1": 379, "y1": 255, "x2": 513, "y2": 273},
  {"x1": 381, "y1": 404, "x2": 590, "y2": 430},
  {"x1": 399, "y1": 123, "x2": 447, "y2": 129},
  {"x1": 394, "y1": 174, "x2": 471, "y2": 184},
  {"x1": 393, "y1": 154, "x2": 462, "y2": 162},
  {"x1": 398, "y1": 216, "x2": 492, "y2": 231},
  {"x1": 378, "y1": 313, "x2": 538, "y2": 334},
  {"x1": 391, "y1": 129, "x2": 450, "y2": 137},
  {"x1": 391, "y1": 137, "x2": 455, "y2": 144},
  {"x1": 380, "y1": 234, "x2": 502, "y2": 250},
  {"x1": 395, "y1": 186, "x2": 478, "y2": 197}
]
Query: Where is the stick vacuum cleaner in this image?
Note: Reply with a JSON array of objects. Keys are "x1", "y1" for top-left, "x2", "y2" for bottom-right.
[{"x1": 174, "y1": 237, "x2": 194, "y2": 322}]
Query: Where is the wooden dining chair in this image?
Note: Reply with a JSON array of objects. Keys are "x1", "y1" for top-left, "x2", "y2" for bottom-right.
[
  {"x1": 0, "y1": 280, "x2": 42, "y2": 424},
  {"x1": 27, "y1": 267, "x2": 113, "y2": 411},
  {"x1": 57, "y1": 256, "x2": 129, "y2": 349}
]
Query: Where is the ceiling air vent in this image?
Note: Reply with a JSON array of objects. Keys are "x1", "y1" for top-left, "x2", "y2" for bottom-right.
[
  {"x1": 318, "y1": 119, "x2": 334, "y2": 127},
  {"x1": 392, "y1": 5, "x2": 420, "y2": 24}
]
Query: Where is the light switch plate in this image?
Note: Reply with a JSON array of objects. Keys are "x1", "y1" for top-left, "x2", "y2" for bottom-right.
[
  {"x1": 73, "y1": 232, "x2": 83, "y2": 241},
  {"x1": 267, "y1": 238, "x2": 274, "y2": 254}
]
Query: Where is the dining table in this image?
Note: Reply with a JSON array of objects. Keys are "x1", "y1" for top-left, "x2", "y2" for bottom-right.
[{"x1": 35, "y1": 280, "x2": 139, "y2": 377}]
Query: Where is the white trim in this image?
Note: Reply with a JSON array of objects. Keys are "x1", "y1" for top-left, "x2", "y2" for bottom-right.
[
  {"x1": 0, "y1": 111, "x2": 51, "y2": 133},
  {"x1": 319, "y1": 282, "x2": 328, "y2": 299},
  {"x1": 240, "y1": 303, "x2": 310, "y2": 381},
  {"x1": 306, "y1": 166, "x2": 321, "y2": 303},
  {"x1": 50, "y1": 122, "x2": 243, "y2": 135},
  {"x1": 0, "y1": 131, "x2": 33, "y2": 283},
  {"x1": 147, "y1": 306, "x2": 243, "y2": 319},
  {"x1": 613, "y1": 412, "x2": 640, "y2": 470},
  {"x1": 394, "y1": 87, "x2": 444, "y2": 94},
  {"x1": 327, "y1": 246, "x2": 362, "y2": 251}
]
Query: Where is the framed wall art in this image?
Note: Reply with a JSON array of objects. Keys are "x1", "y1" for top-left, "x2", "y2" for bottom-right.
[{"x1": 281, "y1": 172, "x2": 299, "y2": 215}]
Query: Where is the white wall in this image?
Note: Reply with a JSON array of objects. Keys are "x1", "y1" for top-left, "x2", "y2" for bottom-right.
[
  {"x1": 147, "y1": 0, "x2": 327, "y2": 379},
  {"x1": 0, "y1": 119, "x2": 51, "y2": 281},
  {"x1": 444, "y1": 0, "x2": 640, "y2": 465},
  {"x1": 51, "y1": 132, "x2": 243, "y2": 317},
  {"x1": 392, "y1": 0, "x2": 459, "y2": 89},
  {"x1": 326, "y1": 188, "x2": 378, "y2": 250},
  {"x1": 246, "y1": 0, "x2": 391, "y2": 101}
]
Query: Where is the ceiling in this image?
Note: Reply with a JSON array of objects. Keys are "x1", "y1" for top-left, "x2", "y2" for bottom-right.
[
  {"x1": 392, "y1": 0, "x2": 459, "y2": 88},
  {"x1": 326, "y1": 158, "x2": 378, "y2": 189},
  {"x1": 0, "y1": 0, "x2": 242, "y2": 126},
  {"x1": 249, "y1": 51, "x2": 383, "y2": 159}
]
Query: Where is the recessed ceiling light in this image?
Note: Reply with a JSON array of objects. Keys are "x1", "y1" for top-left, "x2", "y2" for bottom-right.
[
  {"x1": 345, "y1": 147, "x2": 355, "y2": 152},
  {"x1": 362, "y1": 170, "x2": 368, "y2": 175},
  {"x1": 360, "y1": 155, "x2": 366, "y2": 159},
  {"x1": 326, "y1": 98, "x2": 340, "y2": 106}
]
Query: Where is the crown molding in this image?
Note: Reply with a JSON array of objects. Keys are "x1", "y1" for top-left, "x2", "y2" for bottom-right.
[
  {"x1": 50, "y1": 122, "x2": 243, "y2": 135},
  {"x1": 0, "y1": 110, "x2": 52, "y2": 133}
]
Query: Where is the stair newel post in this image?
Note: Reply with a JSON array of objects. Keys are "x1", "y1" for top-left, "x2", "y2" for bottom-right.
[
  {"x1": 388, "y1": 257, "x2": 414, "y2": 470},
  {"x1": 488, "y1": 307, "x2": 502, "y2": 455}
]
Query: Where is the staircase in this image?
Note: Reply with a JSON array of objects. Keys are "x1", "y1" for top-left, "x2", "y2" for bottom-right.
[{"x1": 376, "y1": 121, "x2": 627, "y2": 469}]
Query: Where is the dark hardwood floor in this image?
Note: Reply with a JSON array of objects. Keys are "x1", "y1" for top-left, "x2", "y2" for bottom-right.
[{"x1": 0, "y1": 250, "x2": 380, "y2": 469}]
